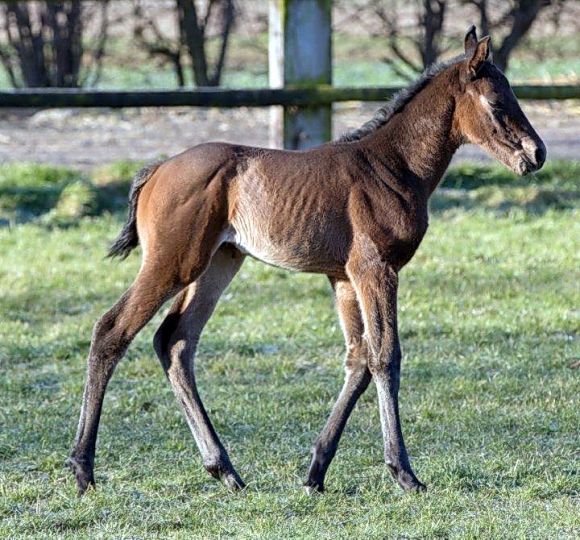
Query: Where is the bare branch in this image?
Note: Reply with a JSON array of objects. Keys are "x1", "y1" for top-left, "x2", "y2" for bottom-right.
[
  {"x1": 381, "y1": 55, "x2": 417, "y2": 82},
  {"x1": 132, "y1": 0, "x2": 185, "y2": 87},
  {"x1": 210, "y1": 0, "x2": 235, "y2": 86},
  {"x1": 0, "y1": 6, "x2": 20, "y2": 87},
  {"x1": 81, "y1": 0, "x2": 110, "y2": 88},
  {"x1": 373, "y1": 0, "x2": 428, "y2": 74},
  {"x1": 0, "y1": 45, "x2": 19, "y2": 87}
]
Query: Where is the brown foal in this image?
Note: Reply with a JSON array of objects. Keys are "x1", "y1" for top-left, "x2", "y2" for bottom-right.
[{"x1": 68, "y1": 27, "x2": 546, "y2": 495}]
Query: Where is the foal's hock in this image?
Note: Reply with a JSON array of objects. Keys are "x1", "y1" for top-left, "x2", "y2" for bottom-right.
[{"x1": 68, "y1": 27, "x2": 545, "y2": 495}]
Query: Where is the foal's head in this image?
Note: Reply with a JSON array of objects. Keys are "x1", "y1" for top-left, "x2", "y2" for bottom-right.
[{"x1": 453, "y1": 26, "x2": 546, "y2": 175}]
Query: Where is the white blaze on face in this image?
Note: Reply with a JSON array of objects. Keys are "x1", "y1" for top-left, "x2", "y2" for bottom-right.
[
  {"x1": 477, "y1": 94, "x2": 521, "y2": 171},
  {"x1": 479, "y1": 95, "x2": 494, "y2": 116}
]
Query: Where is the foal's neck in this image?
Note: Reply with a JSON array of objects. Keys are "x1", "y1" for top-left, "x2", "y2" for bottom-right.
[{"x1": 361, "y1": 74, "x2": 460, "y2": 196}]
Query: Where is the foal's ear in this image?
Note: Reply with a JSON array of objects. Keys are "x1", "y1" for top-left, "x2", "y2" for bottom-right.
[
  {"x1": 467, "y1": 36, "x2": 491, "y2": 77},
  {"x1": 464, "y1": 25, "x2": 478, "y2": 53}
]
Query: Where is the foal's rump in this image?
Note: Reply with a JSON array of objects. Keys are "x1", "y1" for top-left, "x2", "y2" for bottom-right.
[{"x1": 133, "y1": 143, "x2": 241, "y2": 266}]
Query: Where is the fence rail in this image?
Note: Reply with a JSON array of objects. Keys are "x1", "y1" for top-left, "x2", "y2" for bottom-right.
[{"x1": 0, "y1": 84, "x2": 578, "y2": 108}]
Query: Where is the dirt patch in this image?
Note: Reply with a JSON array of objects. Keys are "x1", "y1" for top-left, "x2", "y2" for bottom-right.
[{"x1": 0, "y1": 100, "x2": 578, "y2": 170}]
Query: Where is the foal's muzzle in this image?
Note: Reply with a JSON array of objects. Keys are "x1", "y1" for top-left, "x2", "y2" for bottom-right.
[{"x1": 518, "y1": 137, "x2": 546, "y2": 175}]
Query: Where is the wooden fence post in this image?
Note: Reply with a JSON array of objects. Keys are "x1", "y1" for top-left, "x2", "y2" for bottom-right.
[{"x1": 269, "y1": 0, "x2": 332, "y2": 150}]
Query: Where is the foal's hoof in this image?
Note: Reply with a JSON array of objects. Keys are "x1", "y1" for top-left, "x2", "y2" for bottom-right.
[
  {"x1": 221, "y1": 471, "x2": 246, "y2": 492},
  {"x1": 304, "y1": 479, "x2": 324, "y2": 495},
  {"x1": 204, "y1": 461, "x2": 245, "y2": 492},
  {"x1": 66, "y1": 457, "x2": 95, "y2": 496},
  {"x1": 387, "y1": 464, "x2": 427, "y2": 493},
  {"x1": 303, "y1": 479, "x2": 324, "y2": 495}
]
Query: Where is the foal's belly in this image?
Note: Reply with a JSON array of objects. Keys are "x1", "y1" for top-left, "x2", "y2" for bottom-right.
[
  {"x1": 226, "y1": 167, "x2": 352, "y2": 276},
  {"x1": 222, "y1": 225, "x2": 346, "y2": 276},
  {"x1": 225, "y1": 214, "x2": 349, "y2": 277}
]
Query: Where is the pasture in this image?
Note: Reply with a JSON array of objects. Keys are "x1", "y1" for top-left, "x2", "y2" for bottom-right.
[{"x1": 0, "y1": 161, "x2": 578, "y2": 538}]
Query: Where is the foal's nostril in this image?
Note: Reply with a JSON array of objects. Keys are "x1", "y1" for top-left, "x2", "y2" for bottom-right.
[{"x1": 534, "y1": 146, "x2": 546, "y2": 168}]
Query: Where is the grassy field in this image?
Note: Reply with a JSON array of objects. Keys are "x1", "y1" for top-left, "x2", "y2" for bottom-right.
[{"x1": 0, "y1": 161, "x2": 578, "y2": 538}]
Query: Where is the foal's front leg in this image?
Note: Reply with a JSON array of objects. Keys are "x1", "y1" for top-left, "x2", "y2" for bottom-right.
[{"x1": 347, "y1": 260, "x2": 426, "y2": 492}]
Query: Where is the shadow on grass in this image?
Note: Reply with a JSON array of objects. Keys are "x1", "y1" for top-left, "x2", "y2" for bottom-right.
[
  {"x1": 1, "y1": 160, "x2": 577, "y2": 227},
  {"x1": 431, "y1": 185, "x2": 577, "y2": 216},
  {"x1": 0, "y1": 161, "x2": 142, "y2": 226}
]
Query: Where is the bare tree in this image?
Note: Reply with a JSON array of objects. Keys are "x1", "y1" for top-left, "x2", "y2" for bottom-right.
[
  {"x1": 0, "y1": 1, "x2": 110, "y2": 88},
  {"x1": 133, "y1": 0, "x2": 236, "y2": 87},
  {"x1": 370, "y1": 0, "x2": 559, "y2": 78},
  {"x1": 133, "y1": 2, "x2": 186, "y2": 87},
  {"x1": 371, "y1": 0, "x2": 449, "y2": 80},
  {"x1": 464, "y1": 0, "x2": 553, "y2": 71}
]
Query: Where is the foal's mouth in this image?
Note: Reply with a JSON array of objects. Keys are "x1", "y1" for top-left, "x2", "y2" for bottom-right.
[
  {"x1": 517, "y1": 155, "x2": 537, "y2": 176},
  {"x1": 498, "y1": 148, "x2": 532, "y2": 177}
]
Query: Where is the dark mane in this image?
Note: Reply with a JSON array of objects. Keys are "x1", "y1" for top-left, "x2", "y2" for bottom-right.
[{"x1": 337, "y1": 54, "x2": 466, "y2": 143}]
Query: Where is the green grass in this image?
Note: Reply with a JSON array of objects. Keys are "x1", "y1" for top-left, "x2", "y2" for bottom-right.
[
  {"x1": 0, "y1": 160, "x2": 144, "y2": 225},
  {"x1": 0, "y1": 161, "x2": 578, "y2": 538}
]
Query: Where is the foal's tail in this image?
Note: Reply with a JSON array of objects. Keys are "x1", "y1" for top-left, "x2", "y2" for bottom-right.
[{"x1": 107, "y1": 160, "x2": 162, "y2": 259}]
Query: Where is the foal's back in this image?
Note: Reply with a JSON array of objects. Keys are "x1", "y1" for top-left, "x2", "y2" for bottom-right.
[{"x1": 139, "y1": 141, "x2": 362, "y2": 276}]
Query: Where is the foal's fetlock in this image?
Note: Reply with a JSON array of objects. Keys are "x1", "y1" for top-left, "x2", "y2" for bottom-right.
[
  {"x1": 387, "y1": 463, "x2": 427, "y2": 493},
  {"x1": 203, "y1": 458, "x2": 245, "y2": 491},
  {"x1": 66, "y1": 456, "x2": 95, "y2": 495}
]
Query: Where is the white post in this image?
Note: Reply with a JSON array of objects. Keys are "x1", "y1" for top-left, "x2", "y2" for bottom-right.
[{"x1": 269, "y1": 0, "x2": 332, "y2": 150}]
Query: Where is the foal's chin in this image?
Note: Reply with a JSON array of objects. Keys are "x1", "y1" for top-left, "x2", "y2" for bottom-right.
[
  {"x1": 495, "y1": 146, "x2": 542, "y2": 176},
  {"x1": 508, "y1": 158, "x2": 537, "y2": 176},
  {"x1": 487, "y1": 148, "x2": 531, "y2": 176},
  {"x1": 513, "y1": 159, "x2": 531, "y2": 176}
]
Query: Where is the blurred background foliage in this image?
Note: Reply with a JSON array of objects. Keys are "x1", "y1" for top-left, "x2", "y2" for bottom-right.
[{"x1": 0, "y1": 0, "x2": 578, "y2": 90}]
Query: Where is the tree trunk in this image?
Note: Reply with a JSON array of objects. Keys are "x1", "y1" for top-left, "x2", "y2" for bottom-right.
[
  {"x1": 494, "y1": 0, "x2": 544, "y2": 72},
  {"x1": 420, "y1": 0, "x2": 446, "y2": 68},
  {"x1": 178, "y1": 0, "x2": 211, "y2": 86},
  {"x1": 209, "y1": 0, "x2": 235, "y2": 86},
  {"x1": 0, "y1": 1, "x2": 108, "y2": 88}
]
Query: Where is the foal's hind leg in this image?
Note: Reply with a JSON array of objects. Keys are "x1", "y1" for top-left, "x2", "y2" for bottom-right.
[
  {"x1": 305, "y1": 278, "x2": 372, "y2": 493},
  {"x1": 68, "y1": 263, "x2": 184, "y2": 494},
  {"x1": 153, "y1": 245, "x2": 245, "y2": 491}
]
